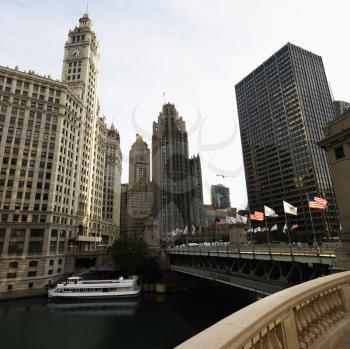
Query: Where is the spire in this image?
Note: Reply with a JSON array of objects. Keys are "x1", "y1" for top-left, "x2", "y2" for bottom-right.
[{"x1": 79, "y1": 5, "x2": 92, "y2": 28}]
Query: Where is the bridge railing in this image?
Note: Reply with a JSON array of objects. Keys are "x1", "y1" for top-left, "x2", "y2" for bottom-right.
[
  {"x1": 168, "y1": 243, "x2": 336, "y2": 257},
  {"x1": 176, "y1": 271, "x2": 350, "y2": 349}
]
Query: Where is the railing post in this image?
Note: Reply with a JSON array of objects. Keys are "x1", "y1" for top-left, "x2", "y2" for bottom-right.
[
  {"x1": 340, "y1": 283, "x2": 350, "y2": 312},
  {"x1": 281, "y1": 310, "x2": 299, "y2": 348}
]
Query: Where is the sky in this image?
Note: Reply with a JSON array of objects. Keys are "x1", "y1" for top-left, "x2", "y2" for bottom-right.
[{"x1": 0, "y1": 0, "x2": 349, "y2": 208}]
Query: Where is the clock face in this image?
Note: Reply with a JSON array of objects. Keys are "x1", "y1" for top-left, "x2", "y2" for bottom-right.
[{"x1": 69, "y1": 47, "x2": 83, "y2": 58}]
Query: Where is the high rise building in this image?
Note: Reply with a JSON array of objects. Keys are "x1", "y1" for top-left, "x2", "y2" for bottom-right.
[
  {"x1": 235, "y1": 43, "x2": 339, "y2": 240},
  {"x1": 129, "y1": 134, "x2": 150, "y2": 188},
  {"x1": 102, "y1": 125, "x2": 122, "y2": 245},
  {"x1": 189, "y1": 155, "x2": 203, "y2": 226},
  {"x1": 120, "y1": 135, "x2": 154, "y2": 243},
  {"x1": 152, "y1": 103, "x2": 203, "y2": 234},
  {"x1": 0, "y1": 13, "x2": 122, "y2": 299},
  {"x1": 211, "y1": 184, "x2": 231, "y2": 209}
]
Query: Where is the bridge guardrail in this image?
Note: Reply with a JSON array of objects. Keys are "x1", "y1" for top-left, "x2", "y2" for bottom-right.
[
  {"x1": 168, "y1": 244, "x2": 336, "y2": 257},
  {"x1": 176, "y1": 270, "x2": 350, "y2": 349}
]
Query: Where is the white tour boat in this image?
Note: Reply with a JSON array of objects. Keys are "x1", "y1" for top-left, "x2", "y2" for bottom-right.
[{"x1": 48, "y1": 276, "x2": 140, "y2": 300}]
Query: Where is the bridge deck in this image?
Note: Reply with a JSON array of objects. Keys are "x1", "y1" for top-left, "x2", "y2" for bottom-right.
[{"x1": 168, "y1": 244, "x2": 336, "y2": 266}]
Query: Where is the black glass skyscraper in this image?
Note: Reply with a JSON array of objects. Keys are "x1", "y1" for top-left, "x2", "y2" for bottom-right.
[{"x1": 235, "y1": 43, "x2": 339, "y2": 240}]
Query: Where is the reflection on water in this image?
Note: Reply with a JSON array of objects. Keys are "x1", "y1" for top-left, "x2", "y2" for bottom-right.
[
  {"x1": 0, "y1": 284, "x2": 256, "y2": 349},
  {"x1": 47, "y1": 300, "x2": 139, "y2": 316}
]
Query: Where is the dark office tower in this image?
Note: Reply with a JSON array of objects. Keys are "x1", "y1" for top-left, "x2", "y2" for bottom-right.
[
  {"x1": 211, "y1": 184, "x2": 231, "y2": 209},
  {"x1": 152, "y1": 103, "x2": 191, "y2": 234},
  {"x1": 235, "y1": 43, "x2": 339, "y2": 240},
  {"x1": 189, "y1": 155, "x2": 203, "y2": 226},
  {"x1": 333, "y1": 100, "x2": 350, "y2": 118}
]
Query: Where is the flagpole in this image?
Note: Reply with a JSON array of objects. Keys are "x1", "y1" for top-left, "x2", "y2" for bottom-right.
[
  {"x1": 265, "y1": 215, "x2": 271, "y2": 256},
  {"x1": 284, "y1": 211, "x2": 292, "y2": 256},
  {"x1": 306, "y1": 192, "x2": 317, "y2": 246},
  {"x1": 249, "y1": 216, "x2": 255, "y2": 257},
  {"x1": 320, "y1": 192, "x2": 329, "y2": 242},
  {"x1": 321, "y1": 209, "x2": 328, "y2": 241}
]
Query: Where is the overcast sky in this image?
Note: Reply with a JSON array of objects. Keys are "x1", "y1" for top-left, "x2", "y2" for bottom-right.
[{"x1": 1, "y1": 0, "x2": 349, "y2": 207}]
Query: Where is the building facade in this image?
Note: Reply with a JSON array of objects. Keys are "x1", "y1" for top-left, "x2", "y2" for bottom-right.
[
  {"x1": 319, "y1": 111, "x2": 350, "y2": 268},
  {"x1": 189, "y1": 155, "x2": 203, "y2": 226},
  {"x1": 0, "y1": 13, "x2": 122, "y2": 299},
  {"x1": 152, "y1": 103, "x2": 203, "y2": 235},
  {"x1": 102, "y1": 125, "x2": 122, "y2": 245},
  {"x1": 121, "y1": 134, "x2": 154, "y2": 241},
  {"x1": 211, "y1": 184, "x2": 231, "y2": 209},
  {"x1": 333, "y1": 100, "x2": 350, "y2": 118},
  {"x1": 235, "y1": 43, "x2": 339, "y2": 241}
]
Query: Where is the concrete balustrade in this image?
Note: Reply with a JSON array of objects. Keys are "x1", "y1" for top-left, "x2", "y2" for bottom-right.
[{"x1": 175, "y1": 271, "x2": 350, "y2": 349}]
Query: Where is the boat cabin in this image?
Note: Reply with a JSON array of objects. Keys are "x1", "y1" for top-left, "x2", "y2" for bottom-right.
[{"x1": 67, "y1": 277, "x2": 82, "y2": 284}]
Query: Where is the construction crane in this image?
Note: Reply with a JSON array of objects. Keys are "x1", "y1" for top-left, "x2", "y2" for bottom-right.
[{"x1": 216, "y1": 173, "x2": 236, "y2": 186}]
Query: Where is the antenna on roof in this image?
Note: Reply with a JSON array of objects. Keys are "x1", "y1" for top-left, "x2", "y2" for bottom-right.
[{"x1": 86, "y1": 1, "x2": 89, "y2": 14}]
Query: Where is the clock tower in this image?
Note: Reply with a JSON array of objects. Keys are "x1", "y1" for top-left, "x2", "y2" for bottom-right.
[
  {"x1": 61, "y1": 13, "x2": 102, "y2": 231},
  {"x1": 62, "y1": 12, "x2": 99, "y2": 107}
]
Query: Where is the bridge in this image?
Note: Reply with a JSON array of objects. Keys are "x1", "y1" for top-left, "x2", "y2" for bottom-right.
[{"x1": 167, "y1": 244, "x2": 337, "y2": 295}]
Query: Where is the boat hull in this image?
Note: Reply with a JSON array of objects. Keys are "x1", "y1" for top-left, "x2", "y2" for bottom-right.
[{"x1": 48, "y1": 287, "x2": 141, "y2": 300}]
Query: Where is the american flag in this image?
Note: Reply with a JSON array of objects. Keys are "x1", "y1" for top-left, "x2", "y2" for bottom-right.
[
  {"x1": 308, "y1": 195, "x2": 327, "y2": 209},
  {"x1": 250, "y1": 211, "x2": 264, "y2": 221}
]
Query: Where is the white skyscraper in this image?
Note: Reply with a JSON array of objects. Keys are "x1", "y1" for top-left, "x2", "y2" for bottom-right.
[{"x1": 0, "y1": 13, "x2": 122, "y2": 300}]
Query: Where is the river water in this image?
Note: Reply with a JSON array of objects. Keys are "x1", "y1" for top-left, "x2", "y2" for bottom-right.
[{"x1": 0, "y1": 283, "x2": 256, "y2": 349}]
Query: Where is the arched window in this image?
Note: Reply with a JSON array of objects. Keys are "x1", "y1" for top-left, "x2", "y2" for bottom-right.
[{"x1": 9, "y1": 261, "x2": 18, "y2": 268}]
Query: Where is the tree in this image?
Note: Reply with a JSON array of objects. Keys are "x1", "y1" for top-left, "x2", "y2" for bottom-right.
[{"x1": 109, "y1": 239, "x2": 161, "y2": 282}]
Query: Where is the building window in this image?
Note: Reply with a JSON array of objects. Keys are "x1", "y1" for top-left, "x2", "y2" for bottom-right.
[
  {"x1": 7, "y1": 273, "x2": 17, "y2": 279},
  {"x1": 28, "y1": 271, "x2": 37, "y2": 277},
  {"x1": 29, "y1": 260, "x2": 38, "y2": 268},
  {"x1": 28, "y1": 283, "x2": 34, "y2": 288},
  {"x1": 7, "y1": 285, "x2": 13, "y2": 290},
  {"x1": 334, "y1": 146, "x2": 345, "y2": 160},
  {"x1": 8, "y1": 243, "x2": 24, "y2": 256},
  {"x1": 9, "y1": 261, "x2": 18, "y2": 268},
  {"x1": 28, "y1": 241, "x2": 43, "y2": 255}
]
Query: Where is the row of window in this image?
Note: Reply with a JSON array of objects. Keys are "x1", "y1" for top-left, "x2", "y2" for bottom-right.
[
  {"x1": 6, "y1": 268, "x2": 62, "y2": 279},
  {"x1": 8, "y1": 258, "x2": 62, "y2": 269}
]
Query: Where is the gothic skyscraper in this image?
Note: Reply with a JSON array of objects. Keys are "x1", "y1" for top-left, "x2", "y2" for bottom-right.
[{"x1": 152, "y1": 103, "x2": 203, "y2": 234}]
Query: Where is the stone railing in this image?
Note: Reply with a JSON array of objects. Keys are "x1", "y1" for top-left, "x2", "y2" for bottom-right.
[{"x1": 175, "y1": 271, "x2": 350, "y2": 349}]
